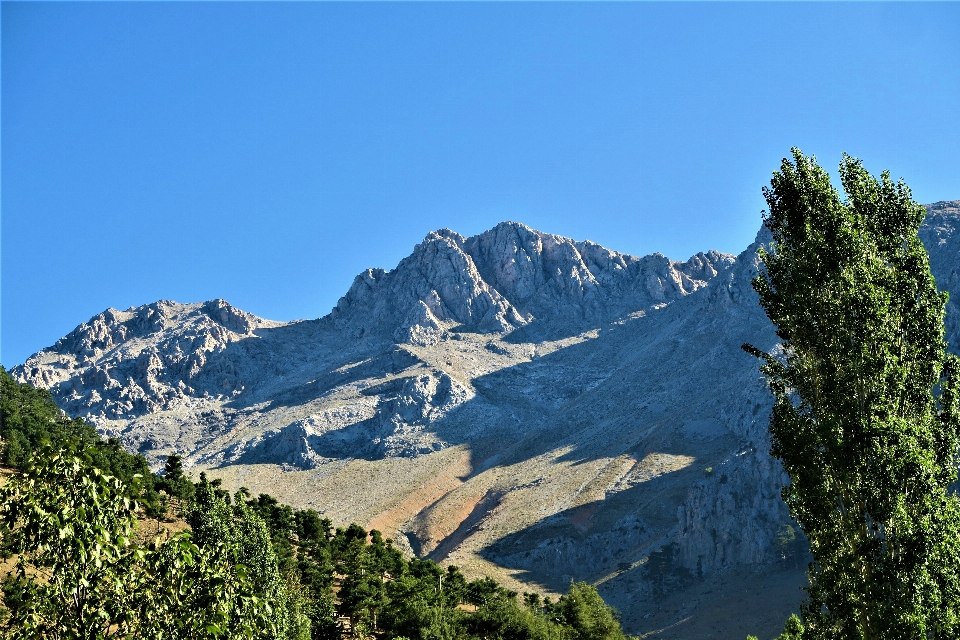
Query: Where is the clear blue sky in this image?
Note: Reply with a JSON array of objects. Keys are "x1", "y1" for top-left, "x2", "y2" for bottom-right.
[{"x1": 2, "y1": 2, "x2": 958, "y2": 367}]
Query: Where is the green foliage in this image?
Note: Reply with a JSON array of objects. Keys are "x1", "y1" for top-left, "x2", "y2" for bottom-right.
[
  {"x1": 235, "y1": 496, "x2": 293, "y2": 636},
  {"x1": 0, "y1": 445, "x2": 272, "y2": 639},
  {"x1": 187, "y1": 481, "x2": 298, "y2": 638},
  {"x1": 124, "y1": 532, "x2": 273, "y2": 639},
  {"x1": 307, "y1": 592, "x2": 340, "y2": 640},
  {"x1": 0, "y1": 444, "x2": 137, "y2": 637},
  {"x1": 158, "y1": 453, "x2": 195, "y2": 502},
  {"x1": 0, "y1": 366, "x2": 99, "y2": 466},
  {"x1": 555, "y1": 582, "x2": 629, "y2": 640},
  {"x1": 774, "y1": 524, "x2": 808, "y2": 569},
  {"x1": 747, "y1": 149, "x2": 960, "y2": 638},
  {"x1": 188, "y1": 480, "x2": 237, "y2": 550},
  {"x1": 0, "y1": 368, "x2": 164, "y2": 516},
  {"x1": 466, "y1": 592, "x2": 565, "y2": 640},
  {"x1": 776, "y1": 614, "x2": 805, "y2": 640}
]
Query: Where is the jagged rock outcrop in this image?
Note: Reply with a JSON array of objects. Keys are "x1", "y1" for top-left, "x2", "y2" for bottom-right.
[
  {"x1": 677, "y1": 449, "x2": 788, "y2": 572},
  {"x1": 331, "y1": 228, "x2": 526, "y2": 339},
  {"x1": 460, "y1": 222, "x2": 729, "y2": 325},
  {"x1": 491, "y1": 513, "x2": 651, "y2": 582},
  {"x1": 331, "y1": 222, "x2": 733, "y2": 342},
  {"x1": 227, "y1": 369, "x2": 474, "y2": 466},
  {"x1": 15, "y1": 299, "x2": 281, "y2": 422}
]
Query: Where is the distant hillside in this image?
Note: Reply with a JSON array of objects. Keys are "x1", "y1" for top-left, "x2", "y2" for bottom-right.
[{"x1": 14, "y1": 202, "x2": 960, "y2": 638}]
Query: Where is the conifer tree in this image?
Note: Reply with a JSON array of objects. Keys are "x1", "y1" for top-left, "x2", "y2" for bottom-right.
[
  {"x1": 557, "y1": 582, "x2": 630, "y2": 640},
  {"x1": 163, "y1": 454, "x2": 184, "y2": 481}
]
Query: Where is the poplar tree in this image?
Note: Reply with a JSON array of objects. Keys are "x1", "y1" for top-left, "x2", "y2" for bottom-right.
[{"x1": 746, "y1": 149, "x2": 960, "y2": 638}]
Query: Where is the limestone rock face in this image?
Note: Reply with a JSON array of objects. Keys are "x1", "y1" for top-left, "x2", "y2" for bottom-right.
[
  {"x1": 15, "y1": 299, "x2": 281, "y2": 423},
  {"x1": 331, "y1": 228, "x2": 525, "y2": 340},
  {"x1": 670, "y1": 202, "x2": 960, "y2": 574},
  {"x1": 12, "y1": 206, "x2": 959, "y2": 634},
  {"x1": 920, "y1": 201, "x2": 960, "y2": 351},
  {"x1": 461, "y1": 222, "x2": 729, "y2": 326},
  {"x1": 677, "y1": 449, "x2": 788, "y2": 571},
  {"x1": 331, "y1": 222, "x2": 733, "y2": 343}
]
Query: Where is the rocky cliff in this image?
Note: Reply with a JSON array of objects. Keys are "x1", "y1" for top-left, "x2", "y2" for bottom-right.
[
  {"x1": 330, "y1": 222, "x2": 731, "y2": 343},
  {"x1": 13, "y1": 205, "x2": 960, "y2": 637}
]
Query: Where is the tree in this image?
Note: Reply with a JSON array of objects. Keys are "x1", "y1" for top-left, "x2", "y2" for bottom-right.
[
  {"x1": 186, "y1": 482, "x2": 298, "y2": 638},
  {"x1": 0, "y1": 445, "x2": 138, "y2": 638},
  {"x1": 124, "y1": 532, "x2": 273, "y2": 640},
  {"x1": 0, "y1": 445, "x2": 272, "y2": 639},
  {"x1": 0, "y1": 367, "x2": 99, "y2": 467},
  {"x1": 164, "y1": 454, "x2": 184, "y2": 481},
  {"x1": 555, "y1": 582, "x2": 629, "y2": 640},
  {"x1": 335, "y1": 527, "x2": 387, "y2": 633},
  {"x1": 157, "y1": 453, "x2": 195, "y2": 503},
  {"x1": 0, "y1": 368, "x2": 165, "y2": 517},
  {"x1": 746, "y1": 149, "x2": 960, "y2": 638},
  {"x1": 233, "y1": 495, "x2": 292, "y2": 637},
  {"x1": 778, "y1": 614, "x2": 806, "y2": 640}
]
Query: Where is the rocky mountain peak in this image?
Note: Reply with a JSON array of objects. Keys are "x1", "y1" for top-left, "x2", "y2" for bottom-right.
[
  {"x1": 332, "y1": 226, "x2": 524, "y2": 341},
  {"x1": 16, "y1": 299, "x2": 282, "y2": 421},
  {"x1": 332, "y1": 222, "x2": 736, "y2": 344}
]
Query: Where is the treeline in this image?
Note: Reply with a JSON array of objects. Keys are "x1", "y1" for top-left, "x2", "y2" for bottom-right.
[{"x1": 0, "y1": 368, "x2": 633, "y2": 639}]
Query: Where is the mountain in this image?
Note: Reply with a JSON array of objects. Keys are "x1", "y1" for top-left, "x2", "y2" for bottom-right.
[{"x1": 13, "y1": 202, "x2": 960, "y2": 638}]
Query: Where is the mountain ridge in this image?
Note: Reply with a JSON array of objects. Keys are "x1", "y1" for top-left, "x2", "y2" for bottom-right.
[{"x1": 330, "y1": 221, "x2": 734, "y2": 344}]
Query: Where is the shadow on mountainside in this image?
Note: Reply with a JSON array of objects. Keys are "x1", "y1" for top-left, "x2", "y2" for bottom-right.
[
  {"x1": 222, "y1": 274, "x2": 770, "y2": 467},
  {"x1": 227, "y1": 313, "x2": 802, "y2": 636},
  {"x1": 199, "y1": 244, "x2": 779, "y2": 471}
]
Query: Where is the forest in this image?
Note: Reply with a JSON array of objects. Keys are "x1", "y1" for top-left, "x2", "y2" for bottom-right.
[{"x1": 0, "y1": 366, "x2": 633, "y2": 640}]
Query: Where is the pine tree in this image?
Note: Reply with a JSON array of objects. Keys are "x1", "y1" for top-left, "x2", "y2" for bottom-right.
[{"x1": 163, "y1": 454, "x2": 184, "y2": 481}]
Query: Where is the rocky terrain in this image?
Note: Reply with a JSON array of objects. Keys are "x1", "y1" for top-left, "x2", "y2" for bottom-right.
[{"x1": 14, "y1": 203, "x2": 960, "y2": 638}]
